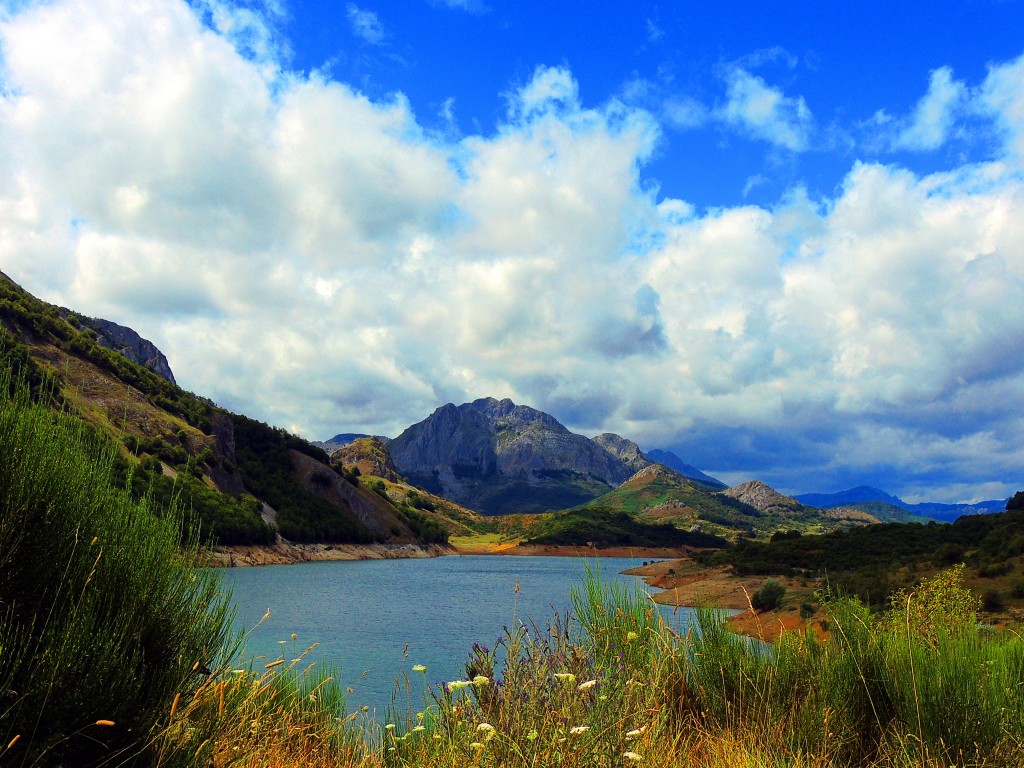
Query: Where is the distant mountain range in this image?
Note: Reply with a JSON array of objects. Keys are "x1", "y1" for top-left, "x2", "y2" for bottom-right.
[
  {"x1": 794, "y1": 485, "x2": 1008, "y2": 522},
  {"x1": 645, "y1": 449, "x2": 726, "y2": 488}
]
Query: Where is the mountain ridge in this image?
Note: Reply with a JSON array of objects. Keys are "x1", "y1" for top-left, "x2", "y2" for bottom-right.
[{"x1": 794, "y1": 485, "x2": 1007, "y2": 522}]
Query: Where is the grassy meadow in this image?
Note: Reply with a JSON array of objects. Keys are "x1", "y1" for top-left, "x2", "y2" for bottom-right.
[{"x1": 3, "y1": 357, "x2": 1024, "y2": 768}]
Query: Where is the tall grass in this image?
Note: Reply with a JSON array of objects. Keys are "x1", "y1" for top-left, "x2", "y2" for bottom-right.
[
  {"x1": 0, "y1": 363, "x2": 236, "y2": 766},
  {"x1": 370, "y1": 566, "x2": 1024, "y2": 768}
]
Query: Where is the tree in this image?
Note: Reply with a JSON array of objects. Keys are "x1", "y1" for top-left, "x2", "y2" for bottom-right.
[{"x1": 751, "y1": 578, "x2": 786, "y2": 611}]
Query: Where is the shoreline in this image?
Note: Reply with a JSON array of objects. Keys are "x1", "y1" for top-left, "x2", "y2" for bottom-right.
[
  {"x1": 202, "y1": 541, "x2": 458, "y2": 567},
  {"x1": 205, "y1": 540, "x2": 692, "y2": 567}
]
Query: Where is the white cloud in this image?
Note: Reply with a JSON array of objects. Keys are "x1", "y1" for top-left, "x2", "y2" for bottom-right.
[
  {"x1": 978, "y1": 52, "x2": 1024, "y2": 165},
  {"x1": 513, "y1": 65, "x2": 580, "y2": 118},
  {"x1": 1, "y1": 0, "x2": 1024, "y2": 501},
  {"x1": 346, "y1": 3, "x2": 386, "y2": 45},
  {"x1": 892, "y1": 66, "x2": 966, "y2": 151},
  {"x1": 718, "y1": 67, "x2": 813, "y2": 151},
  {"x1": 663, "y1": 96, "x2": 709, "y2": 129}
]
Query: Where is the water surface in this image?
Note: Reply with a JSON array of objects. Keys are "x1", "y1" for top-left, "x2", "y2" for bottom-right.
[{"x1": 219, "y1": 554, "x2": 694, "y2": 718}]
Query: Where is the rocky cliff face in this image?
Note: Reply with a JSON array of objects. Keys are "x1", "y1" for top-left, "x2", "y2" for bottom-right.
[
  {"x1": 58, "y1": 309, "x2": 176, "y2": 383},
  {"x1": 388, "y1": 397, "x2": 636, "y2": 514}
]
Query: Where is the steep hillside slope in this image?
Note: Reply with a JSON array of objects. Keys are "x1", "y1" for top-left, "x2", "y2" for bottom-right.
[{"x1": 0, "y1": 271, "x2": 442, "y2": 548}]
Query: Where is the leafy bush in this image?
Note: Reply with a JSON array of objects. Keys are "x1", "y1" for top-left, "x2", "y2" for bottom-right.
[{"x1": 751, "y1": 578, "x2": 786, "y2": 611}]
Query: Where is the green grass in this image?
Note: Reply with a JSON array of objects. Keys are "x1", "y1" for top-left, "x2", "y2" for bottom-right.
[{"x1": 0, "y1": 362, "x2": 238, "y2": 766}]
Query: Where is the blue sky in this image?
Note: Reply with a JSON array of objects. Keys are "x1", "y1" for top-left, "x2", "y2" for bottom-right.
[{"x1": 1, "y1": 0, "x2": 1023, "y2": 502}]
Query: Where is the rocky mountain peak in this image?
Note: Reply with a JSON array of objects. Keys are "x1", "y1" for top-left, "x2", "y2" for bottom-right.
[
  {"x1": 724, "y1": 480, "x2": 805, "y2": 518},
  {"x1": 592, "y1": 433, "x2": 652, "y2": 472},
  {"x1": 332, "y1": 437, "x2": 403, "y2": 483},
  {"x1": 624, "y1": 462, "x2": 687, "y2": 485},
  {"x1": 387, "y1": 397, "x2": 636, "y2": 514}
]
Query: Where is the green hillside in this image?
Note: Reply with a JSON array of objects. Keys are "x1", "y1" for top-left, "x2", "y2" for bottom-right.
[{"x1": 0, "y1": 271, "x2": 452, "y2": 547}]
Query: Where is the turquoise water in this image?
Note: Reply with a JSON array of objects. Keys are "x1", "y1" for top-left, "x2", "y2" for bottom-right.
[{"x1": 217, "y1": 554, "x2": 695, "y2": 718}]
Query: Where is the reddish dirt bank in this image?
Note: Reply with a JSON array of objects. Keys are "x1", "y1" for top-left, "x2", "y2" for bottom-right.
[{"x1": 627, "y1": 557, "x2": 818, "y2": 643}]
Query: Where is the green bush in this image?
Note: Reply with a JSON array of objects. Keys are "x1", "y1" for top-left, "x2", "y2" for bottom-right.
[
  {"x1": 0, "y1": 363, "x2": 237, "y2": 767},
  {"x1": 751, "y1": 578, "x2": 786, "y2": 611}
]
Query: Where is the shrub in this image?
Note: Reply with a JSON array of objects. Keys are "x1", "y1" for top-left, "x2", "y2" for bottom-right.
[{"x1": 751, "y1": 578, "x2": 786, "y2": 611}]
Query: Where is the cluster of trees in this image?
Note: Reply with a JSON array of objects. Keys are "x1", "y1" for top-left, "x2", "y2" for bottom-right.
[{"x1": 527, "y1": 507, "x2": 728, "y2": 549}]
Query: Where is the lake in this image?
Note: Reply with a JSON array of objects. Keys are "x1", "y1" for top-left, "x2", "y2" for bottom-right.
[{"x1": 217, "y1": 554, "x2": 696, "y2": 719}]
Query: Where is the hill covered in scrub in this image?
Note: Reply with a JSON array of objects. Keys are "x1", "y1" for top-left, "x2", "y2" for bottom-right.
[
  {"x1": 0, "y1": 271, "x2": 461, "y2": 548},
  {"x1": 701, "y1": 491, "x2": 1024, "y2": 607}
]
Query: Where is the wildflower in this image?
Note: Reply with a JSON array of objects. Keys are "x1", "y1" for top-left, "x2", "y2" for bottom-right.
[
  {"x1": 553, "y1": 672, "x2": 576, "y2": 683},
  {"x1": 570, "y1": 725, "x2": 590, "y2": 735},
  {"x1": 470, "y1": 742, "x2": 485, "y2": 750},
  {"x1": 623, "y1": 751, "x2": 643, "y2": 763},
  {"x1": 578, "y1": 679, "x2": 597, "y2": 691},
  {"x1": 384, "y1": 723, "x2": 396, "y2": 731},
  {"x1": 447, "y1": 680, "x2": 472, "y2": 691},
  {"x1": 412, "y1": 664, "x2": 427, "y2": 673},
  {"x1": 477, "y1": 723, "x2": 496, "y2": 733},
  {"x1": 412, "y1": 725, "x2": 426, "y2": 733},
  {"x1": 472, "y1": 675, "x2": 490, "y2": 686},
  {"x1": 625, "y1": 728, "x2": 644, "y2": 739},
  {"x1": 627, "y1": 631, "x2": 639, "y2": 641},
  {"x1": 291, "y1": 633, "x2": 297, "y2": 640},
  {"x1": 526, "y1": 729, "x2": 538, "y2": 741}
]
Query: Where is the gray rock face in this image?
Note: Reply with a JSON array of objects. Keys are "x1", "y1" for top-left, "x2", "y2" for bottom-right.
[
  {"x1": 388, "y1": 397, "x2": 637, "y2": 512},
  {"x1": 58, "y1": 309, "x2": 176, "y2": 383},
  {"x1": 391, "y1": 397, "x2": 633, "y2": 484},
  {"x1": 592, "y1": 433, "x2": 653, "y2": 473}
]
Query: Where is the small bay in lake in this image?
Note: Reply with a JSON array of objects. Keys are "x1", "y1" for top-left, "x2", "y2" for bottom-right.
[{"x1": 219, "y1": 554, "x2": 696, "y2": 719}]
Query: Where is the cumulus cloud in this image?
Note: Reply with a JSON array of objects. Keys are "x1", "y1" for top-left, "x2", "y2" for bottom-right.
[{"x1": 1, "y1": 0, "x2": 1023, "y2": 501}]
